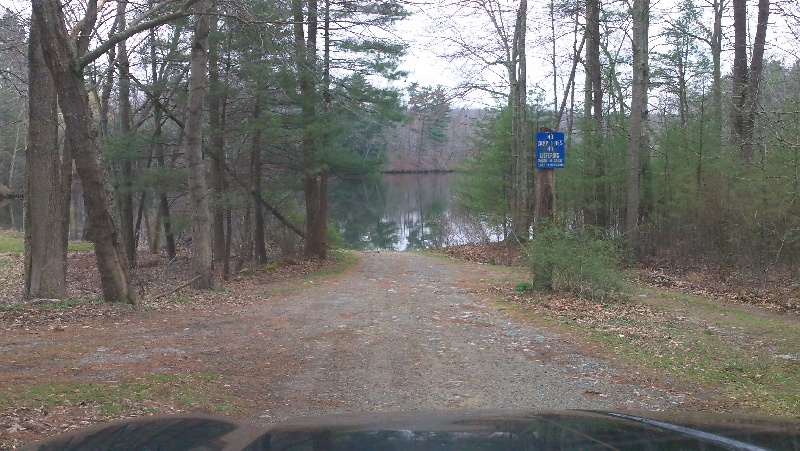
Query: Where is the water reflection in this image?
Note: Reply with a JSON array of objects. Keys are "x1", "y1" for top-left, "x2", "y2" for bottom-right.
[
  {"x1": 329, "y1": 173, "x2": 492, "y2": 251},
  {"x1": 4, "y1": 174, "x2": 494, "y2": 251}
]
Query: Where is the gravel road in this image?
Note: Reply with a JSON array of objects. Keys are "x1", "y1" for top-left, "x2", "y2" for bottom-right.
[
  {"x1": 246, "y1": 251, "x2": 680, "y2": 423},
  {"x1": 1, "y1": 250, "x2": 685, "y2": 447}
]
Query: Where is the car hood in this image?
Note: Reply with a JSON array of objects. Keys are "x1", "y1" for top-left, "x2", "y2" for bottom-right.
[{"x1": 21, "y1": 409, "x2": 800, "y2": 450}]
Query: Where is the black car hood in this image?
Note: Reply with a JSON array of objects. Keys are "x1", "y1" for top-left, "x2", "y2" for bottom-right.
[{"x1": 21, "y1": 409, "x2": 800, "y2": 450}]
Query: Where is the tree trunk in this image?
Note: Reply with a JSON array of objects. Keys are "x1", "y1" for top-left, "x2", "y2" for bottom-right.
[
  {"x1": 509, "y1": 0, "x2": 529, "y2": 240},
  {"x1": 149, "y1": 14, "x2": 177, "y2": 260},
  {"x1": 295, "y1": 0, "x2": 325, "y2": 258},
  {"x1": 251, "y1": 100, "x2": 267, "y2": 264},
  {"x1": 626, "y1": 0, "x2": 650, "y2": 252},
  {"x1": 116, "y1": 0, "x2": 136, "y2": 268},
  {"x1": 238, "y1": 204, "x2": 252, "y2": 272},
  {"x1": 223, "y1": 207, "x2": 232, "y2": 279},
  {"x1": 740, "y1": 0, "x2": 770, "y2": 162},
  {"x1": 535, "y1": 169, "x2": 555, "y2": 226},
  {"x1": 318, "y1": 169, "x2": 329, "y2": 259},
  {"x1": 184, "y1": 0, "x2": 213, "y2": 289},
  {"x1": 208, "y1": 15, "x2": 227, "y2": 261},
  {"x1": 32, "y1": 0, "x2": 136, "y2": 304},
  {"x1": 517, "y1": 0, "x2": 529, "y2": 237},
  {"x1": 24, "y1": 16, "x2": 69, "y2": 299},
  {"x1": 586, "y1": 0, "x2": 605, "y2": 228},
  {"x1": 731, "y1": 0, "x2": 748, "y2": 150},
  {"x1": 710, "y1": 0, "x2": 723, "y2": 139},
  {"x1": 731, "y1": 0, "x2": 769, "y2": 162}
]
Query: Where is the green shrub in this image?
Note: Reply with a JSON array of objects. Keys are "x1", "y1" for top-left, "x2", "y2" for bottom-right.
[
  {"x1": 525, "y1": 225, "x2": 624, "y2": 300},
  {"x1": 515, "y1": 281, "x2": 533, "y2": 292}
]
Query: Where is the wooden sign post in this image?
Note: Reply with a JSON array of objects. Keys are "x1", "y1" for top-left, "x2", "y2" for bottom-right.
[{"x1": 535, "y1": 127, "x2": 565, "y2": 229}]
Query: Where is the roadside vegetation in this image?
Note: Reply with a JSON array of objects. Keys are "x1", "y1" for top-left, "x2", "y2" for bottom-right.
[
  {"x1": 525, "y1": 224, "x2": 625, "y2": 300},
  {"x1": 0, "y1": 246, "x2": 360, "y2": 449},
  {"x1": 0, "y1": 373, "x2": 241, "y2": 417},
  {"x1": 443, "y1": 242, "x2": 799, "y2": 417},
  {"x1": 0, "y1": 231, "x2": 93, "y2": 253},
  {"x1": 501, "y1": 287, "x2": 798, "y2": 416}
]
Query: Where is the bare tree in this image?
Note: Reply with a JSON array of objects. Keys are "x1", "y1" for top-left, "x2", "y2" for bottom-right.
[
  {"x1": 184, "y1": 0, "x2": 214, "y2": 289},
  {"x1": 24, "y1": 16, "x2": 69, "y2": 299},
  {"x1": 32, "y1": 0, "x2": 137, "y2": 303},
  {"x1": 116, "y1": 0, "x2": 136, "y2": 268},
  {"x1": 585, "y1": 0, "x2": 606, "y2": 228},
  {"x1": 29, "y1": 0, "x2": 202, "y2": 302},
  {"x1": 509, "y1": 0, "x2": 529, "y2": 239},
  {"x1": 731, "y1": 0, "x2": 770, "y2": 162},
  {"x1": 626, "y1": 0, "x2": 650, "y2": 251}
]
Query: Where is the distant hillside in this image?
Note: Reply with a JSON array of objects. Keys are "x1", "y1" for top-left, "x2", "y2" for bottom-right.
[{"x1": 384, "y1": 108, "x2": 487, "y2": 172}]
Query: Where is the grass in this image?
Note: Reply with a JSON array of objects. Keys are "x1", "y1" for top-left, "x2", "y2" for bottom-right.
[
  {"x1": 68, "y1": 240, "x2": 94, "y2": 252},
  {"x1": 262, "y1": 250, "x2": 359, "y2": 297},
  {"x1": 515, "y1": 281, "x2": 533, "y2": 292},
  {"x1": 0, "y1": 298, "x2": 106, "y2": 312},
  {"x1": 0, "y1": 230, "x2": 93, "y2": 253},
  {"x1": 0, "y1": 230, "x2": 22, "y2": 253},
  {"x1": 499, "y1": 282, "x2": 799, "y2": 416},
  {"x1": 262, "y1": 285, "x2": 302, "y2": 297},
  {"x1": 0, "y1": 373, "x2": 242, "y2": 416},
  {"x1": 302, "y1": 249, "x2": 359, "y2": 280},
  {"x1": 170, "y1": 294, "x2": 193, "y2": 304}
]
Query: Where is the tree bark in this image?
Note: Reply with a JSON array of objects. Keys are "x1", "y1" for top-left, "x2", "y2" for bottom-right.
[
  {"x1": 184, "y1": 0, "x2": 213, "y2": 289},
  {"x1": 710, "y1": 0, "x2": 723, "y2": 139},
  {"x1": 24, "y1": 16, "x2": 69, "y2": 299},
  {"x1": 250, "y1": 99, "x2": 267, "y2": 264},
  {"x1": 32, "y1": 0, "x2": 136, "y2": 304},
  {"x1": 116, "y1": 0, "x2": 136, "y2": 268},
  {"x1": 731, "y1": 0, "x2": 769, "y2": 162},
  {"x1": 740, "y1": 0, "x2": 770, "y2": 162},
  {"x1": 626, "y1": 0, "x2": 650, "y2": 252},
  {"x1": 586, "y1": 0, "x2": 605, "y2": 228},
  {"x1": 208, "y1": 15, "x2": 227, "y2": 261},
  {"x1": 295, "y1": 0, "x2": 326, "y2": 258},
  {"x1": 148, "y1": 8, "x2": 177, "y2": 260},
  {"x1": 731, "y1": 0, "x2": 748, "y2": 149},
  {"x1": 509, "y1": 0, "x2": 529, "y2": 240}
]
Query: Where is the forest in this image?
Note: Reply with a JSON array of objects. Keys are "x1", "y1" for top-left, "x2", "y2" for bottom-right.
[{"x1": 1, "y1": 0, "x2": 799, "y2": 303}]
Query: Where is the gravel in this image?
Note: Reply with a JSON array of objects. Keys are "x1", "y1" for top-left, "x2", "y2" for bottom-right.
[{"x1": 245, "y1": 250, "x2": 679, "y2": 424}]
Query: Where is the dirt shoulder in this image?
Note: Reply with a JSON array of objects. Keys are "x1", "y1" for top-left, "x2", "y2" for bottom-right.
[{"x1": 1, "y1": 250, "x2": 690, "y2": 449}]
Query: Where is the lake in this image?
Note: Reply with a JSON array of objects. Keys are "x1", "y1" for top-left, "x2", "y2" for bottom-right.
[
  {"x1": 329, "y1": 173, "x2": 497, "y2": 251},
  {"x1": 1, "y1": 173, "x2": 494, "y2": 251}
]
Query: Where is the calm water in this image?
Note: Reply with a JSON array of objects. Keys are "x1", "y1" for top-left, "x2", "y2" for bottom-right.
[
  {"x1": 329, "y1": 173, "x2": 496, "y2": 251},
  {"x1": 2, "y1": 173, "x2": 494, "y2": 250}
]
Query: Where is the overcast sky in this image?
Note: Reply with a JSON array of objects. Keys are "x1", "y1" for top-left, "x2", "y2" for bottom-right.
[{"x1": 4, "y1": 0, "x2": 798, "y2": 109}]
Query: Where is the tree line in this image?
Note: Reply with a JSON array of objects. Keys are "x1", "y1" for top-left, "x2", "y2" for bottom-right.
[
  {"x1": 5, "y1": 0, "x2": 416, "y2": 302},
  {"x1": 453, "y1": 0, "x2": 800, "y2": 284},
  {"x1": 5, "y1": 0, "x2": 800, "y2": 303}
]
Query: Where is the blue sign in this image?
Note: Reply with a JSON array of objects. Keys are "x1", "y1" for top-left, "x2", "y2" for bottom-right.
[{"x1": 536, "y1": 132, "x2": 565, "y2": 169}]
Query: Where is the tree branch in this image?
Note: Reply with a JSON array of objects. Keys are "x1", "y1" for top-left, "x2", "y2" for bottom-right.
[
  {"x1": 77, "y1": 0, "x2": 203, "y2": 69},
  {"x1": 204, "y1": 150, "x2": 306, "y2": 239}
]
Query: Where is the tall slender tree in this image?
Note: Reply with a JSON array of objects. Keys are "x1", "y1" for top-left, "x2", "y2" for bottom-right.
[
  {"x1": 626, "y1": 0, "x2": 650, "y2": 251},
  {"x1": 32, "y1": 0, "x2": 137, "y2": 303},
  {"x1": 24, "y1": 16, "x2": 69, "y2": 299},
  {"x1": 115, "y1": 0, "x2": 136, "y2": 268},
  {"x1": 509, "y1": 0, "x2": 529, "y2": 239},
  {"x1": 732, "y1": 0, "x2": 770, "y2": 162},
  {"x1": 184, "y1": 0, "x2": 214, "y2": 288},
  {"x1": 585, "y1": 0, "x2": 606, "y2": 228}
]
